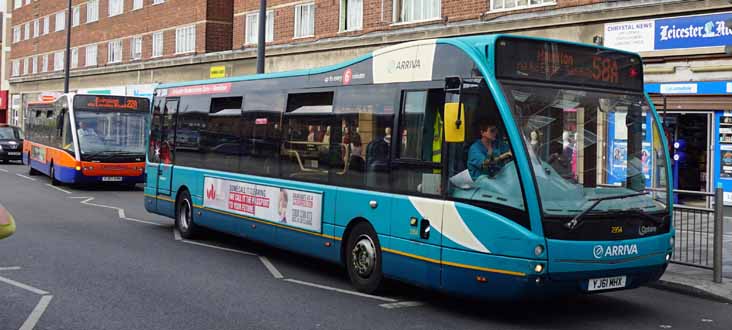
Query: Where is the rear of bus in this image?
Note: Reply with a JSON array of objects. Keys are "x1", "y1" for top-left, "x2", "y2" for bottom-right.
[
  {"x1": 70, "y1": 94, "x2": 149, "y2": 185},
  {"x1": 493, "y1": 36, "x2": 673, "y2": 295}
]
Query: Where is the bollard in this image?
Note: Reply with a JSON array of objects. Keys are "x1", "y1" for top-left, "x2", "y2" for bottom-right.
[{"x1": 713, "y1": 186, "x2": 724, "y2": 283}]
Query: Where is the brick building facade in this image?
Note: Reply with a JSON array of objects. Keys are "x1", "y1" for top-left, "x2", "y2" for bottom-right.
[{"x1": 4, "y1": 0, "x2": 730, "y2": 130}]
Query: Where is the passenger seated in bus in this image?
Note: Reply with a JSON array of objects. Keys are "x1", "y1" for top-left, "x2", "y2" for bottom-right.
[{"x1": 467, "y1": 122, "x2": 512, "y2": 180}]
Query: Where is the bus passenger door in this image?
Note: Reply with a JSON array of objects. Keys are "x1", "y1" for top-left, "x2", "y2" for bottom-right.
[
  {"x1": 156, "y1": 98, "x2": 179, "y2": 213},
  {"x1": 389, "y1": 90, "x2": 445, "y2": 288}
]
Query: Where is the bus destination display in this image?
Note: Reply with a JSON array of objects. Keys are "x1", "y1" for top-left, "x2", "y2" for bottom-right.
[
  {"x1": 74, "y1": 95, "x2": 149, "y2": 111},
  {"x1": 495, "y1": 37, "x2": 643, "y2": 91}
]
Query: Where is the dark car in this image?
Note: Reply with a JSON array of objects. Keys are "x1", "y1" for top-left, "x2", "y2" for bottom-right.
[{"x1": 0, "y1": 124, "x2": 23, "y2": 163}]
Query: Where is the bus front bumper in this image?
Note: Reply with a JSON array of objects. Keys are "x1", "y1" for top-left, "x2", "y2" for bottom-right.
[{"x1": 56, "y1": 166, "x2": 145, "y2": 185}]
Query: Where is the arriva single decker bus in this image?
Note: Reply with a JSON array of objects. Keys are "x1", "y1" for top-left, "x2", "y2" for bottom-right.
[
  {"x1": 24, "y1": 94, "x2": 149, "y2": 187},
  {"x1": 145, "y1": 35, "x2": 674, "y2": 299}
]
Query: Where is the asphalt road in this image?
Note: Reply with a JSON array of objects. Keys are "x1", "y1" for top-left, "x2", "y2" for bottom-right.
[{"x1": 1, "y1": 161, "x2": 731, "y2": 330}]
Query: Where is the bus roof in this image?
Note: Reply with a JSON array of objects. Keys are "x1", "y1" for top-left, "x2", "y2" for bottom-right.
[{"x1": 157, "y1": 34, "x2": 642, "y2": 90}]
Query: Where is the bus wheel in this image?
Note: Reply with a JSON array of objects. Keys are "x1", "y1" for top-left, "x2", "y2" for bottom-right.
[
  {"x1": 50, "y1": 164, "x2": 61, "y2": 186},
  {"x1": 346, "y1": 222, "x2": 383, "y2": 293},
  {"x1": 176, "y1": 190, "x2": 199, "y2": 239},
  {"x1": 27, "y1": 154, "x2": 39, "y2": 176}
]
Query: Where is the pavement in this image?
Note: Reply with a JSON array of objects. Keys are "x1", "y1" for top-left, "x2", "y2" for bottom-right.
[{"x1": 654, "y1": 264, "x2": 732, "y2": 303}]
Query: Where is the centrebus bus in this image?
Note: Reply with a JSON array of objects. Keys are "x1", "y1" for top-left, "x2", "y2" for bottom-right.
[
  {"x1": 145, "y1": 35, "x2": 674, "y2": 299},
  {"x1": 24, "y1": 94, "x2": 149, "y2": 187}
]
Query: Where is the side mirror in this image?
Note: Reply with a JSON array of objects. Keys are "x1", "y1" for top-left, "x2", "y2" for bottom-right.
[{"x1": 444, "y1": 102, "x2": 465, "y2": 143}]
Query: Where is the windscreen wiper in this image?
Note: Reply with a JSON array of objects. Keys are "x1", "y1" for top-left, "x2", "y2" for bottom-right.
[{"x1": 564, "y1": 192, "x2": 650, "y2": 231}]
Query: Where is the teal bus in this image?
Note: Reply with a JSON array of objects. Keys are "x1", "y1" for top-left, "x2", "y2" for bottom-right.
[{"x1": 144, "y1": 35, "x2": 674, "y2": 299}]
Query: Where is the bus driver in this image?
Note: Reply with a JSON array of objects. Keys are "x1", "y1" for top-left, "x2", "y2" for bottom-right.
[{"x1": 467, "y1": 121, "x2": 512, "y2": 180}]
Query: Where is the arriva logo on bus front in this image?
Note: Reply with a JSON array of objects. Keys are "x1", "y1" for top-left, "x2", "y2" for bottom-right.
[{"x1": 593, "y1": 244, "x2": 639, "y2": 259}]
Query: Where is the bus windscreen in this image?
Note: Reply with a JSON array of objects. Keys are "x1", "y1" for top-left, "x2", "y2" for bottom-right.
[
  {"x1": 73, "y1": 95, "x2": 150, "y2": 112},
  {"x1": 494, "y1": 37, "x2": 643, "y2": 91}
]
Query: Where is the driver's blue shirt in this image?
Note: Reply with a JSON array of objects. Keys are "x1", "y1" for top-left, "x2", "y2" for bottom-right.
[{"x1": 468, "y1": 139, "x2": 510, "y2": 180}]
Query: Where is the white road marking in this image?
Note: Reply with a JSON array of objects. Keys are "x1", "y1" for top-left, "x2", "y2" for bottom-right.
[
  {"x1": 45, "y1": 184, "x2": 71, "y2": 194},
  {"x1": 0, "y1": 275, "x2": 49, "y2": 295},
  {"x1": 15, "y1": 174, "x2": 36, "y2": 181},
  {"x1": 180, "y1": 239, "x2": 257, "y2": 256},
  {"x1": 123, "y1": 216, "x2": 165, "y2": 227},
  {"x1": 69, "y1": 196, "x2": 164, "y2": 226},
  {"x1": 0, "y1": 266, "x2": 22, "y2": 271},
  {"x1": 701, "y1": 319, "x2": 713, "y2": 323},
  {"x1": 19, "y1": 295, "x2": 53, "y2": 330},
  {"x1": 283, "y1": 278, "x2": 398, "y2": 303},
  {"x1": 0, "y1": 168, "x2": 8, "y2": 172},
  {"x1": 659, "y1": 325, "x2": 672, "y2": 329},
  {"x1": 259, "y1": 256, "x2": 284, "y2": 279},
  {"x1": 173, "y1": 229, "x2": 181, "y2": 241},
  {"x1": 379, "y1": 301, "x2": 423, "y2": 309}
]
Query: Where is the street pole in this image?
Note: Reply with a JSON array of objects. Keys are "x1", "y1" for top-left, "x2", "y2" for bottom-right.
[
  {"x1": 713, "y1": 186, "x2": 724, "y2": 283},
  {"x1": 256, "y1": 0, "x2": 267, "y2": 74},
  {"x1": 63, "y1": 0, "x2": 72, "y2": 93}
]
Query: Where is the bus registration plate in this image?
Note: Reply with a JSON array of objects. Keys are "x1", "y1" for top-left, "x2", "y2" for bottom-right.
[
  {"x1": 102, "y1": 176, "x2": 123, "y2": 182},
  {"x1": 588, "y1": 276, "x2": 626, "y2": 291}
]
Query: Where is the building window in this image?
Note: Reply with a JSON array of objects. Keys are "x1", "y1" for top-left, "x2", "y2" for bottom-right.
[
  {"x1": 153, "y1": 0, "x2": 165, "y2": 4},
  {"x1": 71, "y1": 48, "x2": 79, "y2": 68},
  {"x1": 33, "y1": 19, "x2": 40, "y2": 38},
  {"x1": 395, "y1": 0, "x2": 440, "y2": 23},
  {"x1": 23, "y1": 22, "x2": 30, "y2": 40},
  {"x1": 55, "y1": 11, "x2": 66, "y2": 32},
  {"x1": 42, "y1": 55, "x2": 49, "y2": 73},
  {"x1": 86, "y1": 45, "x2": 98, "y2": 66},
  {"x1": 43, "y1": 16, "x2": 50, "y2": 35},
  {"x1": 294, "y1": 3, "x2": 315, "y2": 38},
  {"x1": 130, "y1": 36, "x2": 143, "y2": 60},
  {"x1": 73, "y1": 6, "x2": 81, "y2": 27},
  {"x1": 32, "y1": 56, "x2": 38, "y2": 74},
  {"x1": 340, "y1": 0, "x2": 363, "y2": 31},
  {"x1": 133, "y1": 0, "x2": 143, "y2": 10},
  {"x1": 23, "y1": 58, "x2": 29, "y2": 75},
  {"x1": 175, "y1": 25, "x2": 196, "y2": 54},
  {"x1": 109, "y1": 0, "x2": 124, "y2": 17},
  {"x1": 152, "y1": 32, "x2": 164, "y2": 57},
  {"x1": 245, "y1": 11, "x2": 274, "y2": 45},
  {"x1": 54, "y1": 52, "x2": 65, "y2": 71},
  {"x1": 108, "y1": 40, "x2": 123, "y2": 63},
  {"x1": 13, "y1": 0, "x2": 21, "y2": 10},
  {"x1": 88, "y1": 0, "x2": 100, "y2": 23},
  {"x1": 12, "y1": 27, "x2": 20, "y2": 43},
  {"x1": 11, "y1": 60, "x2": 19, "y2": 77},
  {"x1": 491, "y1": 0, "x2": 555, "y2": 11}
]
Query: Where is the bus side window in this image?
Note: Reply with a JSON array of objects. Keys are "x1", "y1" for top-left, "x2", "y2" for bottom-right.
[
  {"x1": 392, "y1": 89, "x2": 444, "y2": 196},
  {"x1": 281, "y1": 91, "x2": 334, "y2": 183},
  {"x1": 332, "y1": 85, "x2": 396, "y2": 189},
  {"x1": 174, "y1": 96, "x2": 212, "y2": 169},
  {"x1": 204, "y1": 96, "x2": 242, "y2": 173},
  {"x1": 242, "y1": 91, "x2": 284, "y2": 177},
  {"x1": 62, "y1": 111, "x2": 74, "y2": 153}
]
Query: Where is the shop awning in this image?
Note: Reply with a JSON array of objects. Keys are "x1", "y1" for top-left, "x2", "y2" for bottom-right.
[{"x1": 649, "y1": 94, "x2": 732, "y2": 111}]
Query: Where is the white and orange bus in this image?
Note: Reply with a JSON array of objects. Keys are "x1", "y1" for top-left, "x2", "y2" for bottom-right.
[{"x1": 23, "y1": 94, "x2": 149, "y2": 187}]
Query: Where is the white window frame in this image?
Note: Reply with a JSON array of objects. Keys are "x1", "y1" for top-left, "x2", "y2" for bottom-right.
[
  {"x1": 71, "y1": 48, "x2": 79, "y2": 69},
  {"x1": 23, "y1": 57, "x2": 29, "y2": 75},
  {"x1": 32, "y1": 56, "x2": 38, "y2": 74},
  {"x1": 43, "y1": 16, "x2": 50, "y2": 35},
  {"x1": 12, "y1": 27, "x2": 20, "y2": 43},
  {"x1": 33, "y1": 19, "x2": 40, "y2": 38},
  {"x1": 245, "y1": 11, "x2": 274, "y2": 45},
  {"x1": 131, "y1": 36, "x2": 143, "y2": 60},
  {"x1": 153, "y1": 0, "x2": 165, "y2": 4},
  {"x1": 394, "y1": 0, "x2": 441, "y2": 24},
  {"x1": 108, "y1": 39, "x2": 123, "y2": 64},
  {"x1": 54, "y1": 52, "x2": 65, "y2": 71},
  {"x1": 294, "y1": 3, "x2": 315, "y2": 38},
  {"x1": 133, "y1": 0, "x2": 143, "y2": 10},
  {"x1": 23, "y1": 22, "x2": 30, "y2": 40},
  {"x1": 73, "y1": 6, "x2": 81, "y2": 27},
  {"x1": 11, "y1": 60, "x2": 20, "y2": 77},
  {"x1": 86, "y1": 44, "x2": 98, "y2": 67},
  {"x1": 14, "y1": 0, "x2": 21, "y2": 10},
  {"x1": 55, "y1": 11, "x2": 66, "y2": 32},
  {"x1": 152, "y1": 32, "x2": 164, "y2": 58},
  {"x1": 87, "y1": 0, "x2": 100, "y2": 23},
  {"x1": 42, "y1": 54, "x2": 49, "y2": 73},
  {"x1": 490, "y1": 0, "x2": 555, "y2": 12},
  {"x1": 340, "y1": 0, "x2": 363, "y2": 32},
  {"x1": 109, "y1": 0, "x2": 125, "y2": 17},
  {"x1": 175, "y1": 25, "x2": 196, "y2": 54}
]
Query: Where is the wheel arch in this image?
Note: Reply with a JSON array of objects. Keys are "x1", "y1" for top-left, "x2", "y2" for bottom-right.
[{"x1": 340, "y1": 217, "x2": 376, "y2": 265}]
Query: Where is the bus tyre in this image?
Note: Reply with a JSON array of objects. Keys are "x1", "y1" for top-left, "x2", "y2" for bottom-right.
[
  {"x1": 50, "y1": 164, "x2": 61, "y2": 186},
  {"x1": 176, "y1": 191, "x2": 199, "y2": 239},
  {"x1": 346, "y1": 222, "x2": 383, "y2": 293}
]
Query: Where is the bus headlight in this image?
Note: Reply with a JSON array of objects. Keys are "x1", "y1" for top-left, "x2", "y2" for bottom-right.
[
  {"x1": 534, "y1": 264, "x2": 544, "y2": 273},
  {"x1": 75, "y1": 166, "x2": 81, "y2": 171},
  {"x1": 534, "y1": 245, "x2": 544, "y2": 257}
]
